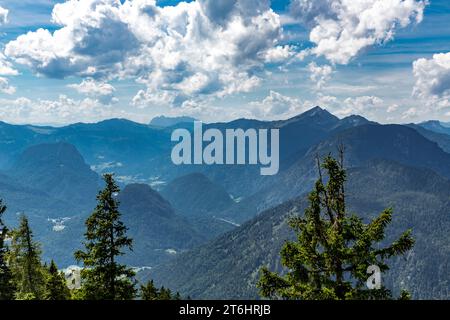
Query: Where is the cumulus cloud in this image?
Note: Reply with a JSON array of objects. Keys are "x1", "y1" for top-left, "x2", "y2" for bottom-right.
[
  {"x1": 0, "y1": 77, "x2": 15, "y2": 95},
  {"x1": 5, "y1": 1, "x2": 139, "y2": 79},
  {"x1": 413, "y1": 52, "x2": 450, "y2": 109},
  {"x1": 291, "y1": 0, "x2": 427, "y2": 64},
  {"x1": 5, "y1": 0, "x2": 285, "y2": 106},
  {"x1": 68, "y1": 78, "x2": 117, "y2": 104},
  {"x1": 0, "y1": 54, "x2": 19, "y2": 76},
  {"x1": 249, "y1": 90, "x2": 307, "y2": 119},
  {"x1": 0, "y1": 95, "x2": 118, "y2": 124},
  {"x1": 339, "y1": 95, "x2": 384, "y2": 116},
  {"x1": 387, "y1": 103, "x2": 399, "y2": 113},
  {"x1": 0, "y1": 8, "x2": 18, "y2": 94},
  {"x1": 402, "y1": 106, "x2": 419, "y2": 119},
  {"x1": 263, "y1": 45, "x2": 296, "y2": 63},
  {"x1": 308, "y1": 62, "x2": 333, "y2": 89},
  {"x1": 289, "y1": 0, "x2": 335, "y2": 26},
  {"x1": 132, "y1": 89, "x2": 180, "y2": 108}
]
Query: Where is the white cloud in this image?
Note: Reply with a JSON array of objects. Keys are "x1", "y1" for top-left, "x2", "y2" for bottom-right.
[
  {"x1": 68, "y1": 78, "x2": 117, "y2": 104},
  {"x1": 249, "y1": 90, "x2": 307, "y2": 119},
  {"x1": 402, "y1": 106, "x2": 419, "y2": 119},
  {"x1": 314, "y1": 94, "x2": 339, "y2": 108},
  {"x1": 308, "y1": 62, "x2": 333, "y2": 89},
  {"x1": 0, "y1": 53, "x2": 19, "y2": 76},
  {"x1": 0, "y1": 77, "x2": 16, "y2": 95},
  {"x1": 0, "y1": 95, "x2": 118, "y2": 124},
  {"x1": 263, "y1": 45, "x2": 296, "y2": 63},
  {"x1": 5, "y1": 0, "x2": 285, "y2": 106},
  {"x1": 132, "y1": 89, "x2": 179, "y2": 108},
  {"x1": 387, "y1": 103, "x2": 399, "y2": 113},
  {"x1": 413, "y1": 52, "x2": 450, "y2": 109},
  {"x1": 296, "y1": 49, "x2": 311, "y2": 61},
  {"x1": 339, "y1": 95, "x2": 384, "y2": 116},
  {"x1": 291, "y1": 0, "x2": 427, "y2": 64},
  {"x1": 0, "y1": 6, "x2": 8, "y2": 25},
  {"x1": 0, "y1": 6, "x2": 18, "y2": 94}
]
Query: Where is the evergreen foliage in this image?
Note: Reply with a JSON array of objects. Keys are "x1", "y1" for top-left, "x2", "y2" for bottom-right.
[
  {"x1": 258, "y1": 152, "x2": 415, "y2": 300},
  {"x1": 75, "y1": 174, "x2": 137, "y2": 300},
  {"x1": 44, "y1": 260, "x2": 71, "y2": 300},
  {"x1": 0, "y1": 183, "x2": 179, "y2": 300},
  {"x1": 0, "y1": 199, "x2": 15, "y2": 300},
  {"x1": 140, "y1": 280, "x2": 181, "y2": 300},
  {"x1": 9, "y1": 214, "x2": 46, "y2": 300}
]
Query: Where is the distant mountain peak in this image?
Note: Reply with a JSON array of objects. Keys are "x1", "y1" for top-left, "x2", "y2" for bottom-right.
[
  {"x1": 121, "y1": 183, "x2": 166, "y2": 203},
  {"x1": 305, "y1": 106, "x2": 325, "y2": 115},
  {"x1": 64, "y1": 118, "x2": 147, "y2": 132},
  {"x1": 418, "y1": 120, "x2": 450, "y2": 136},
  {"x1": 16, "y1": 142, "x2": 87, "y2": 168},
  {"x1": 10, "y1": 141, "x2": 100, "y2": 205},
  {"x1": 280, "y1": 106, "x2": 339, "y2": 128},
  {"x1": 423, "y1": 120, "x2": 441, "y2": 124},
  {"x1": 335, "y1": 115, "x2": 373, "y2": 128},
  {"x1": 150, "y1": 115, "x2": 197, "y2": 128},
  {"x1": 99, "y1": 118, "x2": 137, "y2": 125},
  {"x1": 300, "y1": 106, "x2": 336, "y2": 120},
  {"x1": 343, "y1": 114, "x2": 368, "y2": 121},
  {"x1": 120, "y1": 183, "x2": 176, "y2": 218},
  {"x1": 420, "y1": 120, "x2": 444, "y2": 128}
]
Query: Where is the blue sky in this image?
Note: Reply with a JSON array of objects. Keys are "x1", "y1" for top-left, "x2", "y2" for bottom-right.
[{"x1": 0, "y1": 0, "x2": 449, "y2": 125}]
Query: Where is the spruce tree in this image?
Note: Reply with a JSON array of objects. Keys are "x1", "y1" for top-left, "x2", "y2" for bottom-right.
[
  {"x1": 44, "y1": 260, "x2": 71, "y2": 300},
  {"x1": 140, "y1": 280, "x2": 181, "y2": 300},
  {"x1": 158, "y1": 287, "x2": 172, "y2": 300},
  {"x1": 9, "y1": 214, "x2": 46, "y2": 300},
  {"x1": 258, "y1": 152, "x2": 415, "y2": 300},
  {"x1": 0, "y1": 199, "x2": 15, "y2": 300},
  {"x1": 141, "y1": 280, "x2": 159, "y2": 300},
  {"x1": 173, "y1": 292, "x2": 182, "y2": 300},
  {"x1": 75, "y1": 174, "x2": 136, "y2": 300}
]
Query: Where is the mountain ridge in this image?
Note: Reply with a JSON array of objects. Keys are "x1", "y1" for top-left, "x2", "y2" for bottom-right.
[
  {"x1": 161, "y1": 173, "x2": 234, "y2": 217},
  {"x1": 148, "y1": 159, "x2": 450, "y2": 300}
]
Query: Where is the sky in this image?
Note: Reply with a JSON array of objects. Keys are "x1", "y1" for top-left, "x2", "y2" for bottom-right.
[{"x1": 0, "y1": 0, "x2": 449, "y2": 125}]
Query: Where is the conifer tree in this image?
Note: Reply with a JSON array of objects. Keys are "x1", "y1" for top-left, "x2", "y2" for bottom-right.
[
  {"x1": 9, "y1": 214, "x2": 46, "y2": 300},
  {"x1": 44, "y1": 260, "x2": 71, "y2": 300},
  {"x1": 158, "y1": 286, "x2": 172, "y2": 300},
  {"x1": 140, "y1": 280, "x2": 181, "y2": 300},
  {"x1": 141, "y1": 280, "x2": 159, "y2": 300},
  {"x1": 258, "y1": 151, "x2": 415, "y2": 300},
  {"x1": 173, "y1": 292, "x2": 181, "y2": 300},
  {"x1": 0, "y1": 199, "x2": 15, "y2": 300},
  {"x1": 75, "y1": 174, "x2": 136, "y2": 300}
]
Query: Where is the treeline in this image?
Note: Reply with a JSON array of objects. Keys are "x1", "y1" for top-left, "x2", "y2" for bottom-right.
[{"x1": 0, "y1": 174, "x2": 180, "y2": 300}]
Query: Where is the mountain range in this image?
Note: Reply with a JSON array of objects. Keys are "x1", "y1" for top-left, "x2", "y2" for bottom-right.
[
  {"x1": 1, "y1": 108, "x2": 450, "y2": 299},
  {"x1": 147, "y1": 159, "x2": 450, "y2": 299},
  {"x1": 419, "y1": 120, "x2": 450, "y2": 136}
]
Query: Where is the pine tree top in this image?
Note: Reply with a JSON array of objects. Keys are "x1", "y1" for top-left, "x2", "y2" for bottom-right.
[{"x1": 258, "y1": 152, "x2": 415, "y2": 300}]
